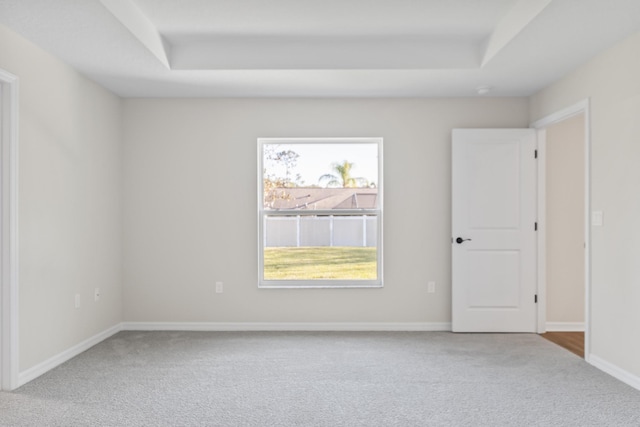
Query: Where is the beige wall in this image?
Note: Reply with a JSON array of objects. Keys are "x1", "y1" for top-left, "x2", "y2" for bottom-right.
[
  {"x1": 545, "y1": 114, "x2": 585, "y2": 324},
  {"x1": 531, "y1": 31, "x2": 640, "y2": 377},
  {"x1": 0, "y1": 26, "x2": 123, "y2": 371},
  {"x1": 122, "y1": 98, "x2": 529, "y2": 323}
]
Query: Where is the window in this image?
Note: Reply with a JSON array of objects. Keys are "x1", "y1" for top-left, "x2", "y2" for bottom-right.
[{"x1": 258, "y1": 138, "x2": 383, "y2": 288}]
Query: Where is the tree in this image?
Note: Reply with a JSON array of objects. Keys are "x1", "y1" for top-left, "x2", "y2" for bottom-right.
[
  {"x1": 319, "y1": 160, "x2": 368, "y2": 188},
  {"x1": 271, "y1": 149, "x2": 300, "y2": 187},
  {"x1": 263, "y1": 175, "x2": 293, "y2": 208},
  {"x1": 263, "y1": 146, "x2": 301, "y2": 208}
]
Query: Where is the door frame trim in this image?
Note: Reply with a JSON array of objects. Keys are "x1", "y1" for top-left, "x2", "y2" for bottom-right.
[
  {"x1": 530, "y1": 98, "x2": 591, "y2": 361},
  {"x1": 0, "y1": 68, "x2": 19, "y2": 390}
]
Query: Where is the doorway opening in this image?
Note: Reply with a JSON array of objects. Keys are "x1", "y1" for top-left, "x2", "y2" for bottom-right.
[{"x1": 531, "y1": 99, "x2": 591, "y2": 361}]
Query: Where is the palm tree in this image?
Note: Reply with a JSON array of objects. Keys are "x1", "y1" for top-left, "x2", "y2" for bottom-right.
[{"x1": 319, "y1": 160, "x2": 368, "y2": 188}]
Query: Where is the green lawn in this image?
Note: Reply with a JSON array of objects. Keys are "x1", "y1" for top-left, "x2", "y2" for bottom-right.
[{"x1": 264, "y1": 246, "x2": 377, "y2": 280}]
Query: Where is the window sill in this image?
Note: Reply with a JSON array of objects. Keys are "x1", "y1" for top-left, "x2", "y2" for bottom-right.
[{"x1": 258, "y1": 281, "x2": 383, "y2": 289}]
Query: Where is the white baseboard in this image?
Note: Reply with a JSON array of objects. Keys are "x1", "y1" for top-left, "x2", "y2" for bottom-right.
[
  {"x1": 121, "y1": 322, "x2": 452, "y2": 332},
  {"x1": 17, "y1": 323, "x2": 122, "y2": 388},
  {"x1": 589, "y1": 354, "x2": 640, "y2": 392},
  {"x1": 545, "y1": 322, "x2": 585, "y2": 332}
]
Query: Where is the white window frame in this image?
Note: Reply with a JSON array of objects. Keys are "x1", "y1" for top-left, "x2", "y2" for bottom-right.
[{"x1": 258, "y1": 137, "x2": 383, "y2": 288}]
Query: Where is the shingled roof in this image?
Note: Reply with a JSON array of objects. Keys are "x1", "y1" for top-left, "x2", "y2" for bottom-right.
[{"x1": 267, "y1": 187, "x2": 378, "y2": 210}]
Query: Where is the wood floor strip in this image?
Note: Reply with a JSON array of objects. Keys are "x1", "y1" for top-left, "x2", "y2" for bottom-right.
[{"x1": 541, "y1": 332, "x2": 585, "y2": 358}]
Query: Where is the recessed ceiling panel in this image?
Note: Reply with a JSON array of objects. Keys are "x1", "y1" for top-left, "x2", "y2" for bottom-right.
[
  {"x1": 134, "y1": 0, "x2": 515, "y2": 37},
  {"x1": 168, "y1": 35, "x2": 482, "y2": 70}
]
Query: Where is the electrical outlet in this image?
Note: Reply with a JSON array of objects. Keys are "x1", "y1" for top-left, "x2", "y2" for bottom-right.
[
  {"x1": 94, "y1": 288, "x2": 101, "y2": 302},
  {"x1": 75, "y1": 294, "x2": 81, "y2": 309},
  {"x1": 215, "y1": 281, "x2": 223, "y2": 294},
  {"x1": 427, "y1": 281, "x2": 436, "y2": 293}
]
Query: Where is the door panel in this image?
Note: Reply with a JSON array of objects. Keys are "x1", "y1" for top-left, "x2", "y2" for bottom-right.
[
  {"x1": 452, "y1": 129, "x2": 537, "y2": 332},
  {"x1": 467, "y1": 250, "x2": 520, "y2": 308},
  {"x1": 467, "y1": 142, "x2": 521, "y2": 229}
]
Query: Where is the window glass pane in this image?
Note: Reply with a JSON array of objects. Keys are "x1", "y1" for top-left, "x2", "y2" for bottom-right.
[
  {"x1": 263, "y1": 215, "x2": 378, "y2": 280},
  {"x1": 263, "y1": 143, "x2": 378, "y2": 210}
]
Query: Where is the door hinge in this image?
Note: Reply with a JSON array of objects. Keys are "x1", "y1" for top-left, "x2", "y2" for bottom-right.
[
  {"x1": 534, "y1": 222, "x2": 538, "y2": 231},
  {"x1": 534, "y1": 295, "x2": 538, "y2": 303},
  {"x1": 534, "y1": 149, "x2": 538, "y2": 159}
]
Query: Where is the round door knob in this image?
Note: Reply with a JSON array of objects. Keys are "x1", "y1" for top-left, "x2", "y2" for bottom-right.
[{"x1": 456, "y1": 237, "x2": 472, "y2": 244}]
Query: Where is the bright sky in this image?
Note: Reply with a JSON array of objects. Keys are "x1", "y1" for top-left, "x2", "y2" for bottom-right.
[{"x1": 264, "y1": 142, "x2": 379, "y2": 187}]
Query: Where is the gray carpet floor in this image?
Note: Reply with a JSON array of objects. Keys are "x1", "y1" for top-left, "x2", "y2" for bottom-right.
[{"x1": 1, "y1": 331, "x2": 639, "y2": 426}]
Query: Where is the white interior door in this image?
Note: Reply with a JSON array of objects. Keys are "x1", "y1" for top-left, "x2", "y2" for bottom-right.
[{"x1": 452, "y1": 129, "x2": 537, "y2": 332}]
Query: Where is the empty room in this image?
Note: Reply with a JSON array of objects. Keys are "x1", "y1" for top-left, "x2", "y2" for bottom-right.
[{"x1": 1, "y1": 0, "x2": 640, "y2": 425}]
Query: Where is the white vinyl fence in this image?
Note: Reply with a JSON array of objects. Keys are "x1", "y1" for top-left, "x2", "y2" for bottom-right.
[{"x1": 265, "y1": 216, "x2": 377, "y2": 247}]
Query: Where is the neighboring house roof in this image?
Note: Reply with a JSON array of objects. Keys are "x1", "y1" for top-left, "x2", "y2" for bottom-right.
[{"x1": 267, "y1": 187, "x2": 378, "y2": 210}]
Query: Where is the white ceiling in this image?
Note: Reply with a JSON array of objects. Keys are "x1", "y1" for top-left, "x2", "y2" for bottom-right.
[{"x1": 1, "y1": 0, "x2": 640, "y2": 98}]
